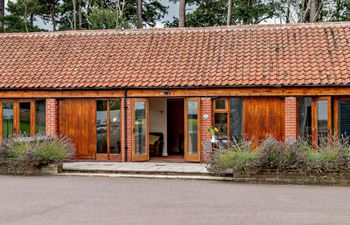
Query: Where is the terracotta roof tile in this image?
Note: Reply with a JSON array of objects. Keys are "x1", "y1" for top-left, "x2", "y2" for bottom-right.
[{"x1": 1, "y1": 22, "x2": 350, "y2": 89}]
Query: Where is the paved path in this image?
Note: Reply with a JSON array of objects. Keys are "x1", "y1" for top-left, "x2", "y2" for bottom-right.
[
  {"x1": 63, "y1": 162, "x2": 209, "y2": 174},
  {"x1": 0, "y1": 175, "x2": 350, "y2": 225}
]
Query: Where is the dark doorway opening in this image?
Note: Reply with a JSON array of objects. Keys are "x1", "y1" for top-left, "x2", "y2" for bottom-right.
[{"x1": 167, "y1": 99, "x2": 185, "y2": 157}]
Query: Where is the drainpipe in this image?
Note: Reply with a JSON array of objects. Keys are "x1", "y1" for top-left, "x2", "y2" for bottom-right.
[{"x1": 123, "y1": 88, "x2": 128, "y2": 162}]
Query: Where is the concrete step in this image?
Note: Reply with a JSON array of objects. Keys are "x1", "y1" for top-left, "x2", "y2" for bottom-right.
[
  {"x1": 62, "y1": 162, "x2": 211, "y2": 176},
  {"x1": 62, "y1": 168, "x2": 210, "y2": 176},
  {"x1": 59, "y1": 172, "x2": 232, "y2": 181}
]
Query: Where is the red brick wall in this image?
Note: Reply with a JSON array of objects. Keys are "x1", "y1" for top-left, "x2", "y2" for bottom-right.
[
  {"x1": 200, "y1": 98, "x2": 212, "y2": 162},
  {"x1": 285, "y1": 97, "x2": 297, "y2": 142},
  {"x1": 120, "y1": 98, "x2": 133, "y2": 162},
  {"x1": 126, "y1": 98, "x2": 133, "y2": 162},
  {"x1": 46, "y1": 99, "x2": 58, "y2": 136}
]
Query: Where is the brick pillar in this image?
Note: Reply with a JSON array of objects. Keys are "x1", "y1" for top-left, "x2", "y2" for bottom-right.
[
  {"x1": 285, "y1": 97, "x2": 298, "y2": 142},
  {"x1": 200, "y1": 98, "x2": 212, "y2": 163},
  {"x1": 126, "y1": 98, "x2": 133, "y2": 162},
  {"x1": 46, "y1": 99, "x2": 58, "y2": 136},
  {"x1": 120, "y1": 98, "x2": 132, "y2": 162}
]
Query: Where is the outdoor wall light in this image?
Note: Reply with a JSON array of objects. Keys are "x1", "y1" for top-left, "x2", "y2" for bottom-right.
[{"x1": 161, "y1": 90, "x2": 170, "y2": 96}]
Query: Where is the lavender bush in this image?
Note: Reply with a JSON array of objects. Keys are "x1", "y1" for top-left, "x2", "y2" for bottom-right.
[{"x1": 0, "y1": 135, "x2": 75, "y2": 175}]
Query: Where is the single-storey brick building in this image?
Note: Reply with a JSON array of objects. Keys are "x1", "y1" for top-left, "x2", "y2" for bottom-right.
[{"x1": 0, "y1": 22, "x2": 350, "y2": 162}]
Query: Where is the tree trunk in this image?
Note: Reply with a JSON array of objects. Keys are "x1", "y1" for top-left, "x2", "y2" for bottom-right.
[
  {"x1": 73, "y1": 0, "x2": 77, "y2": 30},
  {"x1": 309, "y1": 0, "x2": 318, "y2": 22},
  {"x1": 30, "y1": 14, "x2": 34, "y2": 27},
  {"x1": 136, "y1": 0, "x2": 142, "y2": 29},
  {"x1": 24, "y1": 4, "x2": 28, "y2": 32},
  {"x1": 78, "y1": 0, "x2": 82, "y2": 29},
  {"x1": 227, "y1": 0, "x2": 233, "y2": 25},
  {"x1": 285, "y1": 0, "x2": 291, "y2": 23},
  {"x1": 0, "y1": 0, "x2": 4, "y2": 32},
  {"x1": 179, "y1": 0, "x2": 186, "y2": 27},
  {"x1": 51, "y1": 6, "x2": 56, "y2": 31},
  {"x1": 309, "y1": 0, "x2": 323, "y2": 23}
]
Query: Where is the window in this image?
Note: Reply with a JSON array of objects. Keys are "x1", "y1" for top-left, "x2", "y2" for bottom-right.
[
  {"x1": 338, "y1": 100, "x2": 350, "y2": 137},
  {"x1": 2, "y1": 102, "x2": 14, "y2": 138},
  {"x1": 215, "y1": 98, "x2": 227, "y2": 110},
  {"x1": 298, "y1": 97, "x2": 312, "y2": 140},
  {"x1": 298, "y1": 97, "x2": 332, "y2": 146},
  {"x1": 314, "y1": 98, "x2": 331, "y2": 146},
  {"x1": 230, "y1": 98, "x2": 243, "y2": 140},
  {"x1": 1, "y1": 100, "x2": 46, "y2": 139},
  {"x1": 19, "y1": 102, "x2": 31, "y2": 135},
  {"x1": 110, "y1": 100, "x2": 121, "y2": 154},
  {"x1": 35, "y1": 100, "x2": 46, "y2": 134},
  {"x1": 187, "y1": 100, "x2": 199, "y2": 156},
  {"x1": 213, "y1": 98, "x2": 243, "y2": 140},
  {"x1": 96, "y1": 99, "x2": 121, "y2": 155},
  {"x1": 317, "y1": 100, "x2": 329, "y2": 143}
]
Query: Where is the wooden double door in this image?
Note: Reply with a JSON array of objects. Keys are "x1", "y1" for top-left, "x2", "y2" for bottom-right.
[{"x1": 131, "y1": 98, "x2": 201, "y2": 162}]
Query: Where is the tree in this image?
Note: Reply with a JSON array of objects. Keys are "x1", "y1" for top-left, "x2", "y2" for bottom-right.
[
  {"x1": 232, "y1": 0, "x2": 277, "y2": 24},
  {"x1": 167, "y1": 0, "x2": 276, "y2": 27},
  {"x1": 86, "y1": 6, "x2": 129, "y2": 29},
  {"x1": 34, "y1": 0, "x2": 60, "y2": 31},
  {"x1": 331, "y1": 0, "x2": 350, "y2": 21},
  {"x1": 1, "y1": 0, "x2": 42, "y2": 32}
]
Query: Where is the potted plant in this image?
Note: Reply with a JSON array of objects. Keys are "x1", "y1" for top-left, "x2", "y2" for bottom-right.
[{"x1": 207, "y1": 127, "x2": 219, "y2": 143}]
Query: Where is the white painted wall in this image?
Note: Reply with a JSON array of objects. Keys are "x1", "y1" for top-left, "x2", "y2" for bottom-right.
[{"x1": 149, "y1": 98, "x2": 167, "y2": 156}]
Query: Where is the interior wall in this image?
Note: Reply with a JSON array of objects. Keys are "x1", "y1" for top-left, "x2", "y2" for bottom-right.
[{"x1": 149, "y1": 98, "x2": 167, "y2": 156}]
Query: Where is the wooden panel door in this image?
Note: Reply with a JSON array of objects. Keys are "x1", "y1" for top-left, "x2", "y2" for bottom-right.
[
  {"x1": 184, "y1": 98, "x2": 201, "y2": 162},
  {"x1": 243, "y1": 97, "x2": 285, "y2": 145},
  {"x1": 132, "y1": 98, "x2": 149, "y2": 161},
  {"x1": 59, "y1": 99, "x2": 96, "y2": 159}
]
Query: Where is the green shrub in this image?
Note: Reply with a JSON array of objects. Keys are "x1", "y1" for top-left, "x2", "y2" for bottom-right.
[
  {"x1": 0, "y1": 135, "x2": 75, "y2": 175},
  {"x1": 208, "y1": 136, "x2": 350, "y2": 176},
  {"x1": 33, "y1": 137, "x2": 74, "y2": 165},
  {"x1": 209, "y1": 140, "x2": 257, "y2": 175}
]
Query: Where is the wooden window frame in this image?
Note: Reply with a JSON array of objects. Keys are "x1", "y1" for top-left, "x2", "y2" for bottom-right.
[
  {"x1": 333, "y1": 97, "x2": 350, "y2": 141},
  {"x1": 212, "y1": 98, "x2": 230, "y2": 139},
  {"x1": 0, "y1": 99, "x2": 45, "y2": 141},
  {"x1": 311, "y1": 97, "x2": 332, "y2": 147},
  {"x1": 96, "y1": 99, "x2": 122, "y2": 160},
  {"x1": 184, "y1": 97, "x2": 201, "y2": 162},
  {"x1": 214, "y1": 98, "x2": 229, "y2": 112},
  {"x1": 131, "y1": 98, "x2": 149, "y2": 162},
  {"x1": 212, "y1": 98, "x2": 244, "y2": 141}
]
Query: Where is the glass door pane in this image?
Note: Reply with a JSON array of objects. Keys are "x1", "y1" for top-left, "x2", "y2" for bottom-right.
[
  {"x1": 19, "y1": 102, "x2": 31, "y2": 136},
  {"x1": 110, "y1": 99, "x2": 121, "y2": 154},
  {"x1": 133, "y1": 99, "x2": 149, "y2": 161},
  {"x1": 185, "y1": 98, "x2": 200, "y2": 162},
  {"x1": 2, "y1": 102, "x2": 14, "y2": 138},
  {"x1": 317, "y1": 100, "x2": 329, "y2": 145},
  {"x1": 229, "y1": 98, "x2": 243, "y2": 140},
  {"x1": 214, "y1": 113, "x2": 228, "y2": 139},
  {"x1": 96, "y1": 100, "x2": 108, "y2": 154},
  {"x1": 35, "y1": 100, "x2": 46, "y2": 134}
]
